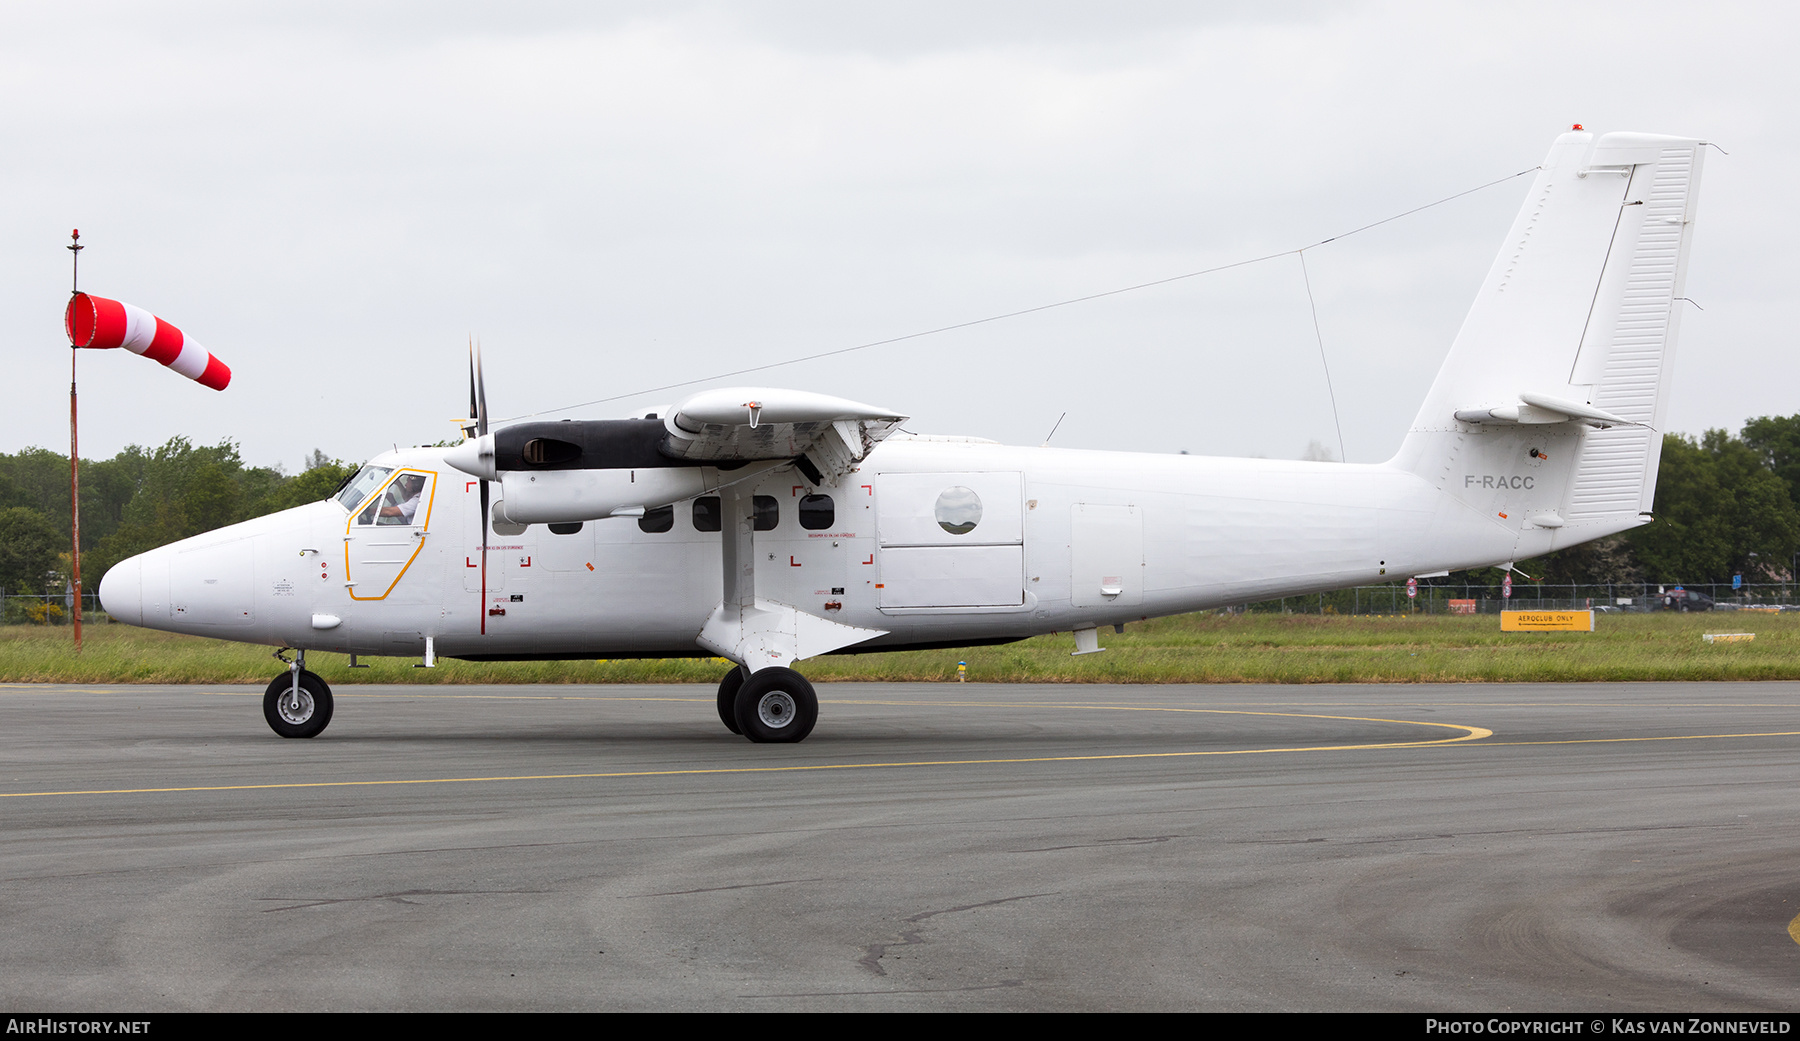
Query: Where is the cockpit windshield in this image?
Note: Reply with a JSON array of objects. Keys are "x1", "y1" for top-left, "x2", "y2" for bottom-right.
[{"x1": 334, "y1": 465, "x2": 394, "y2": 512}]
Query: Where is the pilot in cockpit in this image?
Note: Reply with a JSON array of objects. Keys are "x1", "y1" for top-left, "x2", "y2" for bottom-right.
[{"x1": 376, "y1": 474, "x2": 426, "y2": 525}]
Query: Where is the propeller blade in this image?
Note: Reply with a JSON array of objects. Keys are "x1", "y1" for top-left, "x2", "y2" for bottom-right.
[
  {"x1": 475, "y1": 339, "x2": 489, "y2": 438},
  {"x1": 467, "y1": 340, "x2": 479, "y2": 430},
  {"x1": 465, "y1": 338, "x2": 493, "y2": 634},
  {"x1": 478, "y1": 477, "x2": 490, "y2": 636},
  {"x1": 463, "y1": 337, "x2": 493, "y2": 633}
]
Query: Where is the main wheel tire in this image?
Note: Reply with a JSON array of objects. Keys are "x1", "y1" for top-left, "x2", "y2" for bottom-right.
[
  {"x1": 716, "y1": 666, "x2": 746, "y2": 734},
  {"x1": 733, "y1": 667, "x2": 818, "y2": 743},
  {"x1": 262, "y1": 670, "x2": 334, "y2": 739}
]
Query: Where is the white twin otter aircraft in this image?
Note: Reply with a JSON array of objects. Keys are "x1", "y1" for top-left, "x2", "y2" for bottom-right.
[{"x1": 99, "y1": 129, "x2": 1706, "y2": 743}]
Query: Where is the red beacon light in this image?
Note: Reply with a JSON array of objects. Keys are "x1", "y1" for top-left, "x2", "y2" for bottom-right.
[{"x1": 1571, "y1": 124, "x2": 1584, "y2": 131}]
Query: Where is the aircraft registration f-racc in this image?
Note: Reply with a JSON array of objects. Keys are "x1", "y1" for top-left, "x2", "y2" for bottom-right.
[{"x1": 98, "y1": 129, "x2": 1706, "y2": 743}]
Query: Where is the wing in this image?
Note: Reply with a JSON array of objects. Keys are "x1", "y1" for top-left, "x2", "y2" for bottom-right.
[{"x1": 660, "y1": 387, "x2": 907, "y2": 481}]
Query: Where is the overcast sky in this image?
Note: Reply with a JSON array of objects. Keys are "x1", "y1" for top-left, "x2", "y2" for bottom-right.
[{"x1": 3, "y1": 1, "x2": 1792, "y2": 472}]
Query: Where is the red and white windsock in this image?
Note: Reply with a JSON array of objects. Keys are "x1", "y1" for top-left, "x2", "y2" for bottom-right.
[{"x1": 63, "y1": 292, "x2": 231, "y2": 391}]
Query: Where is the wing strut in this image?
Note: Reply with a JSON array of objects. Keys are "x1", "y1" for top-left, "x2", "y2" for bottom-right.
[{"x1": 695, "y1": 482, "x2": 887, "y2": 671}]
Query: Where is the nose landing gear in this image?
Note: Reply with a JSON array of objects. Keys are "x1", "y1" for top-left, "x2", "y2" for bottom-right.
[{"x1": 265, "y1": 649, "x2": 334, "y2": 738}]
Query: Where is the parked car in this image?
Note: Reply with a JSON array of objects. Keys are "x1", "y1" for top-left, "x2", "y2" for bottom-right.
[{"x1": 1659, "y1": 588, "x2": 1715, "y2": 612}]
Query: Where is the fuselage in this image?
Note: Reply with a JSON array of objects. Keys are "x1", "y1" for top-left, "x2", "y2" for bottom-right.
[{"x1": 97, "y1": 433, "x2": 1542, "y2": 660}]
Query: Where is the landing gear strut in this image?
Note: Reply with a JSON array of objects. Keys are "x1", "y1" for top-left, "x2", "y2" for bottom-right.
[
  {"x1": 700, "y1": 484, "x2": 871, "y2": 745},
  {"x1": 264, "y1": 649, "x2": 333, "y2": 739}
]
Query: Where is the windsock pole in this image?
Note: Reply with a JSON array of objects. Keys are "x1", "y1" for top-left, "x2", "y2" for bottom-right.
[{"x1": 67, "y1": 230, "x2": 82, "y2": 652}]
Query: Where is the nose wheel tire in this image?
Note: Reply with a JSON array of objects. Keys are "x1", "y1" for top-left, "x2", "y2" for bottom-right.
[
  {"x1": 732, "y1": 667, "x2": 818, "y2": 743},
  {"x1": 262, "y1": 670, "x2": 334, "y2": 739},
  {"x1": 716, "y1": 666, "x2": 746, "y2": 734}
]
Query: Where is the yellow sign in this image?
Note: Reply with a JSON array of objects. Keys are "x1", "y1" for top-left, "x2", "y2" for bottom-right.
[
  {"x1": 1501, "y1": 610, "x2": 1594, "y2": 632},
  {"x1": 1703, "y1": 633, "x2": 1755, "y2": 644}
]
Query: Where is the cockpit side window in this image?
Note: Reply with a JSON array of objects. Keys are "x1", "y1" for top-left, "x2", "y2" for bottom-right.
[
  {"x1": 335, "y1": 466, "x2": 394, "y2": 512},
  {"x1": 355, "y1": 471, "x2": 434, "y2": 527}
]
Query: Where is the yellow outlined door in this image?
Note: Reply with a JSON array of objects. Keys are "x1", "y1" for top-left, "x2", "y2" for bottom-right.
[{"x1": 344, "y1": 469, "x2": 438, "y2": 600}]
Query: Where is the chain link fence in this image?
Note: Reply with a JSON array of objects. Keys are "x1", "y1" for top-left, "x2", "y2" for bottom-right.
[
  {"x1": 1242, "y1": 582, "x2": 1799, "y2": 615},
  {"x1": 2, "y1": 593, "x2": 104, "y2": 626}
]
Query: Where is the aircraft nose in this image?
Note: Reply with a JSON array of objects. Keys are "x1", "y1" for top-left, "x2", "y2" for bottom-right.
[{"x1": 97, "y1": 556, "x2": 142, "y2": 626}]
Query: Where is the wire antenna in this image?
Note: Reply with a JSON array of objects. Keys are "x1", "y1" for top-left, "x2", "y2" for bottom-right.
[
  {"x1": 502, "y1": 166, "x2": 1540, "y2": 424},
  {"x1": 1298, "y1": 250, "x2": 1346, "y2": 464}
]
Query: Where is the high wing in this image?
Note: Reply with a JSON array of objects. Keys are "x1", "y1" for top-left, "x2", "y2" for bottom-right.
[
  {"x1": 658, "y1": 387, "x2": 907, "y2": 483},
  {"x1": 443, "y1": 386, "x2": 906, "y2": 523}
]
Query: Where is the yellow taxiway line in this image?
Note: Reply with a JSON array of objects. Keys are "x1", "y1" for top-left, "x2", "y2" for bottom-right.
[
  {"x1": 1, "y1": 707, "x2": 1486, "y2": 799},
  {"x1": 3, "y1": 692, "x2": 1798, "y2": 801}
]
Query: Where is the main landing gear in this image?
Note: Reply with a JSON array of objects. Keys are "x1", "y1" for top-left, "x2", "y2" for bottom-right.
[
  {"x1": 716, "y1": 664, "x2": 817, "y2": 743},
  {"x1": 265, "y1": 649, "x2": 334, "y2": 739}
]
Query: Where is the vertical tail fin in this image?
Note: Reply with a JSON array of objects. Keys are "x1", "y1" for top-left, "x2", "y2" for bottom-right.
[{"x1": 1396, "y1": 130, "x2": 1705, "y2": 553}]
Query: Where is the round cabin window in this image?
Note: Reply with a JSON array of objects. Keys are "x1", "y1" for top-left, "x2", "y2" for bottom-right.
[{"x1": 934, "y1": 486, "x2": 982, "y2": 535}]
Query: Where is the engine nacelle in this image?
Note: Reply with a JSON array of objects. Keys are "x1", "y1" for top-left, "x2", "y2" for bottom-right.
[{"x1": 495, "y1": 461, "x2": 784, "y2": 524}]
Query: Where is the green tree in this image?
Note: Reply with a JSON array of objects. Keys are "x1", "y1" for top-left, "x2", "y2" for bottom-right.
[
  {"x1": 78, "y1": 440, "x2": 357, "y2": 583},
  {"x1": 0, "y1": 447, "x2": 147, "y2": 551},
  {"x1": 84, "y1": 438, "x2": 265, "y2": 582},
  {"x1": 1743, "y1": 413, "x2": 1800, "y2": 509},
  {"x1": 1625, "y1": 431, "x2": 1800, "y2": 583},
  {"x1": 0, "y1": 506, "x2": 62, "y2": 600},
  {"x1": 1528, "y1": 535, "x2": 1641, "y2": 586},
  {"x1": 252, "y1": 450, "x2": 358, "y2": 515}
]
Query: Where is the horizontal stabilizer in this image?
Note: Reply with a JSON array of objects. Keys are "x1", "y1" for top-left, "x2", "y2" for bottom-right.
[{"x1": 1453, "y1": 392, "x2": 1633, "y2": 428}]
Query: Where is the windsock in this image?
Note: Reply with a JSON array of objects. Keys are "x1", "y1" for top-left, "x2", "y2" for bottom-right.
[{"x1": 63, "y1": 292, "x2": 230, "y2": 391}]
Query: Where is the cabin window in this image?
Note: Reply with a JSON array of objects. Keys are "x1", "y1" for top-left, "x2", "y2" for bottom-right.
[
  {"x1": 638, "y1": 505, "x2": 673, "y2": 533},
  {"x1": 335, "y1": 465, "x2": 393, "y2": 512},
  {"x1": 692, "y1": 495, "x2": 777, "y2": 531},
  {"x1": 935, "y1": 486, "x2": 982, "y2": 535},
  {"x1": 548, "y1": 521, "x2": 584, "y2": 535},
  {"x1": 798, "y1": 494, "x2": 834, "y2": 530}
]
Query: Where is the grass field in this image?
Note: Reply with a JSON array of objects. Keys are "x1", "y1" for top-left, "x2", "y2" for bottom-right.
[{"x1": 2, "y1": 611, "x2": 1796, "y2": 685}]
